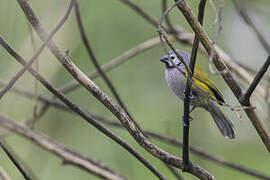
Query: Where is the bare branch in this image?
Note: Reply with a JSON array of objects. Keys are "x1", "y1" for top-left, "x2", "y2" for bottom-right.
[
  {"x1": 0, "y1": 115, "x2": 125, "y2": 180},
  {"x1": 0, "y1": 37, "x2": 166, "y2": 180},
  {"x1": 74, "y1": 1, "x2": 146, "y2": 137},
  {"x1": 0, "y1": 0, "x2": 75, "y2": 100},
  {"x1": 59, "y1": 37, "x2": 162, "y2": 94},
  {"x1": 182, "y1": 0, "x2": 206, "y2": 170},
  {"x1": 241, "y1": 55, "x2": 270, "y2": 104},
  {"x1": 26, "y1": 20, "x2": 40, "y2": 128},
  {"x1": 3, "y1": 83, "x2": 269, "y2": 180},
  {"x1": 15, "y1": 0, "x2": 214, "y2": 179},
  {"x1": 0, "y1": 139, "x2": 33, "y2": 180},
  {"x1": 173, "y1": 0, "x2": 270, "y2": 152}
]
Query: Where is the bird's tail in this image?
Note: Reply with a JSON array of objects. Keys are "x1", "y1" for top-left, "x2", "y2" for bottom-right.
[{"x1": 207, "y1": 101, "x2": 235, "y2": 139}]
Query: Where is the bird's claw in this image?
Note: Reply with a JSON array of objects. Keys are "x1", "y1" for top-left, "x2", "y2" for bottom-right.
[{"x1": 182, "y1": 116, "x2": 193, "y2": 126}]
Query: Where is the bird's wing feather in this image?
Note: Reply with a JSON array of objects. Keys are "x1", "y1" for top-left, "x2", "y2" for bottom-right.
[{"x1": 193, "y1": 65, "x2": 225, "y2": 104}]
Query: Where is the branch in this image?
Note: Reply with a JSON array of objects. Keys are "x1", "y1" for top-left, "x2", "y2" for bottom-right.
[
  {"x1": 182, "y1": 0, "x2": 206, "y2": 170},
  {"x1": 2, "y1": 83, "x2": 270, "y2": 180},
  {"x1": 59, "y1": 36, "x2": 162, "y2": 94},
  {"x1": 0, "y1": 115, "x2": 125, "y2": 180},
  {"x1": 0, "y1": 37, "x2": 166, "y2": 180},
  {"x1": 173, "y1": 0, "x2": 270, "y2": 152},
  {"x1": 241, "y1": 55, "x2": 270, "y2": 104},
  {"x1": 15, "y1": 0, "x2": 213, "y2": 179},
  {"x1": 0, "y1": 139, "x2": 33, "y2": 180},
  {"x1": 0, "y1": 0, "x2": 75, "y2": 100},
  {"x1": 117, "y1": 0, "x2": 270, "y2": 106},
  {"x1": 74, "y1": 2, "x2": 145, "y2": 136}
]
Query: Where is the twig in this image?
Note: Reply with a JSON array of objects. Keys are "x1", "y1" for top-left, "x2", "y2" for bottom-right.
[
  {"x1": 59, "y1": 36, "x2": 163, "y2": 94},
  {"x1": 0, "y1": 36, "x2": 166, "y2": 180},
  {"x1": 0, "y1": 139, "x2": 32, "y2": 180},
  {"x1": 182, "y1": 0, "x2": 206, "y2": 171},
  {"x1": 0, "y1": 115, "x2": 125, "y2": 180},
  {"x1": 16, "y1": 0, "x2": 214, "y2": 179},
  {"x1": 0, "y1": 0, "x2": 75, "y2": 100},
  {"x1": 162, "y1": 0, "x2": 177, "y2": 34},
  {"x1": 2, "y1": 83, "x2": 270, "y2": 180},
  {"x1": 74, "y1": 1, "x2": 145, "y2": 136},
  {"x1": 232, "y1": 0, "x2": 270, "y2": 53},
  {"x1": 26, "y1": 20, "x2": 39, "y2": 129},
  {"x1": 158, "y1": 0, "x2": 192, "y2": 76},
  {"x1": 117, "y1": 0, "x2": 270, "y2": 105},
  {"x1": 241, "y1": 55, "x2": 270, "y2": 104},
  {"x1": 173, "y1": 0, "x2": 270, "y2": 152}
]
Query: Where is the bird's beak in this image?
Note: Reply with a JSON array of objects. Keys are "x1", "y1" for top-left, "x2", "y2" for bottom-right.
[{"x1": 160, "y1": 56, "x2": 169, "y2": 63}]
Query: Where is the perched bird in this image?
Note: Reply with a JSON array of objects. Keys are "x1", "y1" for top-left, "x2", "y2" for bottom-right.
[{"x1": 160, "y1": 50, "x2": 235, "y2": 139}]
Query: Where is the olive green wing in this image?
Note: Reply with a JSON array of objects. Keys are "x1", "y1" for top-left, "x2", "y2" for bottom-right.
[{"x1": 193, "y1": 65, "x2": 225, "y2": 104}]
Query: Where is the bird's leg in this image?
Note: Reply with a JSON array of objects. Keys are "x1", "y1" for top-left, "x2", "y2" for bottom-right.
[{"x1": 182, "y1": 106, "x2": 196, "y2": 126}]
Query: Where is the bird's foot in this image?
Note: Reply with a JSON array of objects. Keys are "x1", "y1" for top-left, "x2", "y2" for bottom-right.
[{"x1": 182, "y1": 116, "x2": 193, "y2": 126}]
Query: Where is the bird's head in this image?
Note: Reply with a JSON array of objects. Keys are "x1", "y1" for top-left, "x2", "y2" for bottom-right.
[{"x1": 160, "y1": 50, "x2": 190, "y2": 69}]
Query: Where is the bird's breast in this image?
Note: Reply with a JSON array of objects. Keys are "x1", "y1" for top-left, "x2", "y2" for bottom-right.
[{"x1": 165, "y1": 68, "x2": 186, "y2": 100}]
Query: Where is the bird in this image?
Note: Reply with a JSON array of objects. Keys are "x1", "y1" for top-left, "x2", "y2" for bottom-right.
[{"x1": 160, "y1": 50, "x2": 235, "y2": 139}]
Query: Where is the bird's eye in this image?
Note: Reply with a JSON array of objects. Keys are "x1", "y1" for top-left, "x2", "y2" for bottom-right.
[{"x1": 170, "y1": 56, "x2": 175, "y2": 60}]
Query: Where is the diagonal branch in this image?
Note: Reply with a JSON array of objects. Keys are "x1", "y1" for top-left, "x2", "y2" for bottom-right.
[
  {"x1": 74, "y1": 1, "x2": 145, "y2": 136},
  {"x1": 241, "y1": 55, "x2": 270, "y2": 104},
  {"x1": 15, "y1": 0, "x2": 214, "y2": 179},
  {"x1": 59, "y1": 37, "x2": 162, "y2": 94},
  {"x1": 0, "y1": 0, "x2": 75, "y2": 100},
  {"x1": 0, "y1": 115, "x2": 125, "y2": 180},
  {"x1": 0, "y1": 36, "x2": 166, "y2": 180},
  {"x1": 2, "y1": 82, "x2": 270, "y2": 180},
  {"x1": 0, "y1": 139, "x2": 33, "y2": 180},
  {"x1": 116, "y1": 0, "x2": 270, "y2": 106},
  {"x1": 173, "y1": 0, "x2": 270, "y2": 152}
]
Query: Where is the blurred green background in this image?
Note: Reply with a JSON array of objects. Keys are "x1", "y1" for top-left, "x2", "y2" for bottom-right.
[{"x1": 0, "y1": 0, "x2": 270, "y2": 179}]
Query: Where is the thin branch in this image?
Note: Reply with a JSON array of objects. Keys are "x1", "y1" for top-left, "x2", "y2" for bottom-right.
[
  {"x1": 0, "y1": 139, "x2": 32, "y2": 180},
  {"x1": 0, "y1": 37, "x2": 166, "y2": 180},
  {"x1": 182, "y1": 0, "x2": 206, "y2": 170},
  {"x1": 74, "y1": 2, "x2": 145, "y2": 136},
  {"x1": 173, "y1": 0, "x2": 270, "y2": 152},
  {"x1": 26, "y1": 20, "x2": 39, "y2": 129},
  {"x1": 2, "y1": 84, "x2": 270, "y2": 180},
  {"x1": 162, "y1": 0, "x2": 177, "y2": 34},
  {"x1": 0, "y1": 116, "x2": 125, "y2": 180},
  {"x1": 59, "y1": 36, "x2": 162, "y2": 94},
  {"x1": 0, "y1": 0, "x2": 75, "y2": 100},
  {"x1": 232, "y1": 0, "x2": 270, "y2": 53},
  {"x1": 241, "y1": 55, "x2": 270, "y2": 104},
  {"x1": 15, "y1": 0, "x2": 214, "y2": 179},
  {"x1": 117, "y1": 0, "x2": 270, "y2": 106}
]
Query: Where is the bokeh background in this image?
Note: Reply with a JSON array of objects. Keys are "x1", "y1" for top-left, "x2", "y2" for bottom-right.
[{"x1": 0, "y1": 0, "x2": 270, "y2": 179}]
